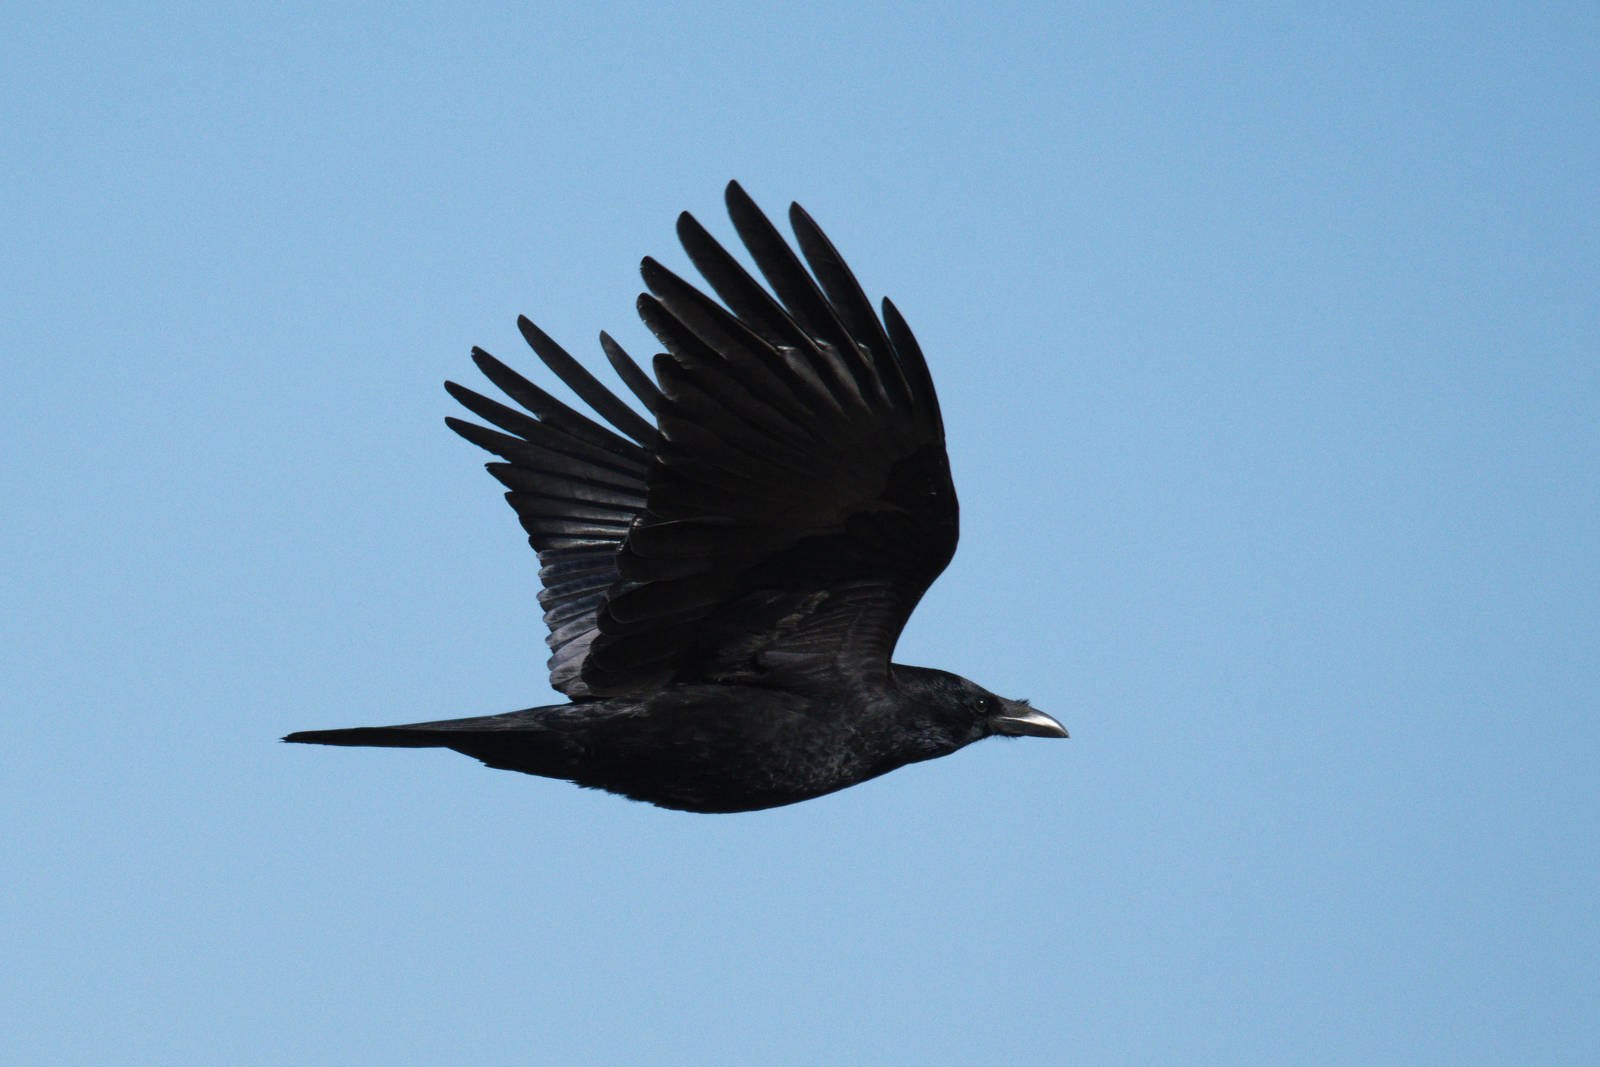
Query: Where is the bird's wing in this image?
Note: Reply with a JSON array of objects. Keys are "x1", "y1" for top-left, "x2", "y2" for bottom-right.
[
  {"x1": 444, "y1": 320, "x2": 659, "y2": 698},
  {"x1": 580, "y1": 181, "x2": 958, "y2": 695}
]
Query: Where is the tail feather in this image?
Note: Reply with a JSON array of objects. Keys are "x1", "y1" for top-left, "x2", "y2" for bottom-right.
[
  {"x1": 283, "y1": 707, "x2": 588, "y2": 782},
  {"x1": 282, "y1": 726, "x2": 450, "y2": 748},
  {"x1": 283, "y1": 707, "x2": 568, "y2": 749}
]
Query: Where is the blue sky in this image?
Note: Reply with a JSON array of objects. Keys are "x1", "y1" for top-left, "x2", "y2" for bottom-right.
[{"x1": 5, "y1": 3, "x2": 1596, "y2": 1063}]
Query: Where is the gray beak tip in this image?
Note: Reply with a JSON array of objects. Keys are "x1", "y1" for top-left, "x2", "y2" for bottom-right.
[{"x1": 990, "y1": 705, "x2": 1069, "y2": 739}]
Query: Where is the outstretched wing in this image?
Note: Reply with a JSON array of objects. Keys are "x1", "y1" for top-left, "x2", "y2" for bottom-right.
[
  {"x1": 448, "y1": 182, "x2": 958, "y2": 700},
  {"x1": 444, "y1": 320, "x2": 659, "y2": 698},
  {"x1": 581, "y1": 182, "x2": 958, "y2": 695}
]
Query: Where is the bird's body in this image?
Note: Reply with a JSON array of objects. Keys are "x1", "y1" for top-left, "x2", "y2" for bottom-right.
[
  {"x1": 286, "y1": 183, "x2": 1066, "y2": 812},
  {"x1": 290, "y1": 667, "x2": 1058, "y2": 813}
]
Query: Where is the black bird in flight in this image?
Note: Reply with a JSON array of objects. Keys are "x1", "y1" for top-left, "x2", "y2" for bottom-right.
[{"x1": 285, "y1": 182, "x2": 1066, "y2": 812}]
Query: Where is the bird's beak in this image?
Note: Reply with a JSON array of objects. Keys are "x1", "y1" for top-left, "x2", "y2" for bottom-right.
[{"x1": 990, "y1": 702, "x2": 1069, "y2": 739}]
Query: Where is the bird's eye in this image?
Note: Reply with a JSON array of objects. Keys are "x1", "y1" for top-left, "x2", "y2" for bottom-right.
[{"x1": 974, "y1": 696, "x2": 991, "y2": 713}]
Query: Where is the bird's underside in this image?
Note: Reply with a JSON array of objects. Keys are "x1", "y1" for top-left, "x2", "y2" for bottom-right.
[
  {"x1": 286, "y1": 673, "x2": 1038, "y2": 814},
  {"x1": 285, "y1": 182, "x2": 1066, "y2": 813}
]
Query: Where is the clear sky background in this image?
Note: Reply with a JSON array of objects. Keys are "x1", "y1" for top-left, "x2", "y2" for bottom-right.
[{"x1": 5, "y1": 4, "x2": 1596, "y2": 1064}]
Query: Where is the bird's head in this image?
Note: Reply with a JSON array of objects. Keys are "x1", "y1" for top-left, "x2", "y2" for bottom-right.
[{"x1": 893, "y1": 667, "x2": 1068, "y2": 757}]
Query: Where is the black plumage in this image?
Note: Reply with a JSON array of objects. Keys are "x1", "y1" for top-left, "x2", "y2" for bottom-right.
[{"x1": 285, "y1": 182, "x2": 1066, "y2": 813}]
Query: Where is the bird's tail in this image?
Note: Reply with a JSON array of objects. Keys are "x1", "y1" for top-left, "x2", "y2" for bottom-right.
[
  {"x1": 282, "y1": 726, "x2": 450, "y2": 748},
  {"x1": 285, "y1": 707, "x2": 566, "y2": 749},
  {"x1": 282, "y1": 708, "x2": 586, "y2": 781}
]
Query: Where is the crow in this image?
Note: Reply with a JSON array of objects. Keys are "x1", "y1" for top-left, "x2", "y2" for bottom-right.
[{"x1": 285, "y1": 182, "x2": 1067, "y2": 813}]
